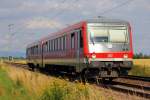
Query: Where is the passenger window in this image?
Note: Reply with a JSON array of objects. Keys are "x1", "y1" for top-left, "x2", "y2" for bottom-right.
[
  {"x1": 59, "y1": 37, "x2": 61, "y2": 51},
  {"x1": 71, "y1": 33, "x2": 75, "y2": 49},
  {"x1": 56, "y1": 38, "x2": 58, "y2": 51},
  {"x1": 48, "y1": 40, "x2": 51, "y2": 52},
  {"x1": 55, "y1": 39, "x2": 57, "y2": 51},
  {"x1": 52, "y1": 40, "x2": 54, "y2": 51},
  {"x1": 36, "y1": 45, "x2": 38, "y2": 54},
  {"x1": 51, "y1": 40, "x2": 53, "y2": 51},
  {"x1": 61, "y1": 37, "x2": 63, "y2": 50},
  {"x1": 80, "y1": 30, "x2": 83, "y2": 48},
  {"x1": 58, "y1": 38, "x2": 60, "y2": 50},
  {"x1": 63, "y1": 36, "x2": 66, "y2": 50},
  {"x1": 46, "y1": 42, "x2": 48, "y2": 52}
]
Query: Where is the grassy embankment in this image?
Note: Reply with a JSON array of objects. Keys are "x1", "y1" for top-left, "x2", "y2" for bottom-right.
[
  {"x1": 0, "y1": 60, "x2": 144, "y2": 100},
  {"x1": 0, "y1": 62, "x2": 30, "y2": 100},
  {"x1": 129, "y1": 59, "x2": 150, "y2": 77}
]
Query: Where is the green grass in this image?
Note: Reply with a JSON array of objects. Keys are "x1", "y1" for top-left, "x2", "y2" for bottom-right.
[{"x1": 0, "y1": 69, "x2": 31, "y2": 100}]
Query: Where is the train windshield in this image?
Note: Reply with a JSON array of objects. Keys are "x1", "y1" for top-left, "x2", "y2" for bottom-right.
[{"x1": 88, "y1": 24, "x2": 129, "y2": 43}]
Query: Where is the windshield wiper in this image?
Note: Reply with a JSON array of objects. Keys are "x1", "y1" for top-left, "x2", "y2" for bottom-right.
[{"x1": 90, "y1": 32, "x2": 95, "y2": 45}]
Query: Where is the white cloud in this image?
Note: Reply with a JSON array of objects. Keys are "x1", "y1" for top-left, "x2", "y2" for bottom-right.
[
  {"x1": 0, "y1": 0, "x2": 150, "y2": 54},
  {"x1": 19, "y1": 0, "x2": 76, "y2": 13},
  {"x1": 24, "y1": 17, "x2": 62, "y2": 29}
]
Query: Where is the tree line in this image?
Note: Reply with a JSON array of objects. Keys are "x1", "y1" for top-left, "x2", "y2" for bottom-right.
[{"x1": 134, "y1": 52, "x2": 150, "y2": 59}]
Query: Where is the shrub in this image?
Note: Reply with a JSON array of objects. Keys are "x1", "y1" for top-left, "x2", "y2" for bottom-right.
[
  {"x1": 40, "y1": 81, "x2": 90, "y2": 100},
  {"x1": 40, "y1": 82, "x2": 67, "y2": 100}
]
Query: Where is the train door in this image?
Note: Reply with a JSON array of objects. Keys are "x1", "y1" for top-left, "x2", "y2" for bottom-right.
[{"x1": 76, "y1": 29, "x2": 83, "y2": 72}]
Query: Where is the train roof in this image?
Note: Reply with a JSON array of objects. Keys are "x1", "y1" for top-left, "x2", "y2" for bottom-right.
[
  {"x1": 26, "y1": 40, "x2": 40, "y2": 48},
  {"x1": 27, "y1": 17, "x2": 129, "y2": 48},
  {"x1": 86, "y1": 17, "x2": 129, "y2": 24}
]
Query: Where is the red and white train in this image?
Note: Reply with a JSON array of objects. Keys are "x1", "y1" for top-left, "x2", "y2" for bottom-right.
[{"x1": 26, "y1": 18, "x2": 133, "y2": 81}]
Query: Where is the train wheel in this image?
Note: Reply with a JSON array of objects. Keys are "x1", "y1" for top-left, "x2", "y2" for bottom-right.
[
  {"x1": 80, "y1": 70, "x2": 89, "y2": 84},
  {"x1": 102, "y1": 78, "x2": 106, "y2": 83},
  {"x1": 109, "y1": 78, "x2": 113, "y2": 81},
  {"x1": 95, "y1": 76, "x2": 100, "y2": 85},
  {"x1": 31, "y1": 65, "x2": 35, "y2": 71}
]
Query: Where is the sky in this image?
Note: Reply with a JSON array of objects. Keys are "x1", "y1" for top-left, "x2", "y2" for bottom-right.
[{"x1": 0, "y1": 0, "x2": 150, "y2": 56}]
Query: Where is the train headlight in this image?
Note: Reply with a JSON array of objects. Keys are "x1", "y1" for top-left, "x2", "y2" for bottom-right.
[
  {"x1": 123, "y1": 54, "x2": 128, "y2": 58},
  {"x1": 92, "y1": 54, "x2": 96, "y2": 59}
]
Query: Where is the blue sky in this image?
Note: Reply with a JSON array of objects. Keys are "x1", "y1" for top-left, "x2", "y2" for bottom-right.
[{"x1": 0, "y1": 0, "x2": 150, "y2": 56}]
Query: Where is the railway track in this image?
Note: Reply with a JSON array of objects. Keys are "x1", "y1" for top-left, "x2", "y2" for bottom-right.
[
  {"x1": 4, "y1": 62, "x2": 150, "y2": 99},
  {"x1": 122, "y1": 75, "x2": 150, "y2": 82},
  {"x1": 106, "y1": 81, "x2": 150, "y2": 98}
]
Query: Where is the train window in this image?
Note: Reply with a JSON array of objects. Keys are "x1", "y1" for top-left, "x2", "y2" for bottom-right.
[
  {"x1": 38, "y1": 45, "x2": 40, "y2": 54},
  {"x1": 60, "y1": 37, "x2": 61, "y2": 50},
  {"x1": 46, "y1": 42, "x2": 48, "y2": 52},
  {"x1": 26, "y1": 48, "x2": 28, "y2": 55},
  {"x1": 57, "y1": 38, "x2": 59, "y2": 50},
  {"x1": 43, "y1": 43, "x2": 46, "y2": 53},
  {"x1": 55, "y1": 39, "x2": 57, "y2": 51},
  {"x1": 47, "y1": 41, "x2": 49, "y2": 52},
  {"x1": 49, "y1": 40, "x2": 50, "y2": 52},
  {"x1": 30, "y1": 48, "x2": 31, "y2": 55},
  {"x1": 33, "y1": 46, "x2": 35, "y2": 55},
  {"x1": 49, "y1": 40, "x2": 51, "y2": 52},
  {"x1": 56, "y1": 39, "x2": 58, "y2": 51},
  {"x1": 31, "y1": 47, "x2": 32, "y2": 55},
  {"x1": 64, "y1": 36, "x2": 67, "y2": 50},
  {"x1": 48, "y1": 41, "x2": 49, "y2": 52},
  {"x1": 31, "y1": 47, "x2": 33, "y2": 55},
  {"x1": 51, "y1": 40, "x2": 53, "y2": 51},
  {"x1": 79, "y1": 30, "x2": 83, "y2": 48},
  {"x1": 33, "y1": 46, "x2": 36, "y2": 55},
  {"x1": 63, "y1": 36, "x2": 66, "y2": 50},
  {"x1": 53, "y1": 39, "x2": 55, "y2": 51},
  {"x1": 61, "y1": 37, "x2": 63, "y2": 50},
  {"x1": 54, "y1": 39, "x2": 56, "y2": 51},
  {"x1": 58, "y1": 38, "x2": 59, "y2": 50},
  {"x1": 71, "y1": 33, "x2": 75, "y2": 49},
  {"x1": 43, "y1": 44, "x2": 45, "y2": 53},
  {"x1": 57, "y1": 38, "x2": 60, "y2": 50},
  {"x1": 50, "y1": 40, "x2": 52, "y2": 51},
  {"x1": 55, "y1": 39, "x2": 56, "y2": 51},
  {"x1": 32, "y1": 47, "x2": 33, "y2": 55},
  {"x1": 36, "y1": 45, "x2": 38, "y2": 54},
  {"x1": 28, "y1": 48, "x2": 29, "y2": 55},
  {"x1": 32, "y1": 47, "x2": 34, "y2": 55}
]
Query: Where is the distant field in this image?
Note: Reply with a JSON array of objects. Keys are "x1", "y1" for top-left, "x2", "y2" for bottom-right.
[
  {"x1": 129, "y1": 59, "x2": 150, "y2": 77},
  {"x1": 1, "y1": 58, "x2": 150, "y2": 77},
  {"x1": 3, "y1": 58, "x2": 150, "y2": 66},
  {"x1": 133, "y1": 59, "x2": 150, "y2": 67}
]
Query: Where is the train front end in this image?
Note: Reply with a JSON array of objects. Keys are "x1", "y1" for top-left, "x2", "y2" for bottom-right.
[{"x1": 84, "y1": 19, "x2": 133, "y2": 78}]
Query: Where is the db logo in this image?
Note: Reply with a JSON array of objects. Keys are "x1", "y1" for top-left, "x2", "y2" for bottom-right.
[{"x1": 108, "y1": 54, "x2": 113, "y2": 58}]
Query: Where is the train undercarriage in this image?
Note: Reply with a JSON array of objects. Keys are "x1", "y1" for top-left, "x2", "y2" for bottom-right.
[{"x1": 27, "y1": 60, "x2": 132, "y2": 83}]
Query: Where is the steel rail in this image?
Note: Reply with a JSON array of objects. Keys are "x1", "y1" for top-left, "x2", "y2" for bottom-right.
[{"x1": 122, "y1": 75, "x2": 150, "y2": 82}]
